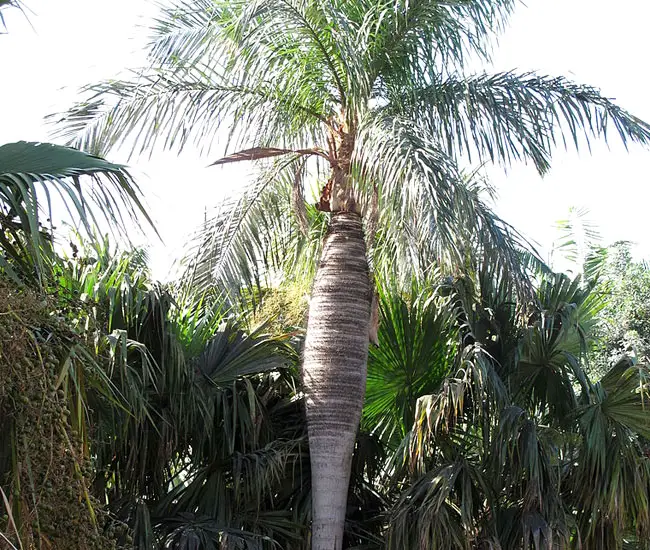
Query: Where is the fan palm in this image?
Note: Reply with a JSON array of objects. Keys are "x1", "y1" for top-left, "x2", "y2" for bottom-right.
[
  {"x1": 53, "y1": 1, "x2": 650, "y2": 547},
  {"x1": 389, "y1": 260, "x2": 650, "y2": 549},
  {"x1": 364, "y1": 276, "x2": 458, "y2": 449}
]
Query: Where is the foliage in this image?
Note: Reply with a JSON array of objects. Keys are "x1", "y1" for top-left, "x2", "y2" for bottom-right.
[
  {"x1": 0, "y1": 235, "x2": 311, "y2": 549},
  {"x1": 3, "y1": 228, "x2": 650, "y2": 550},
  {"x1": 385, "y1": 265, "x2": 650, "y2": 550},
  {"x1": 0, "y1": 141, "x2": 152, "y2": 285},
  {"x1": 0, "y1": 280, "x2": 118, "y2": 550},
  {"x1": 4, "y1": 1, "x2": 650, "y2": 548},
  {"x1": 51, "y1": 238, "x2": 307, "y2": 549},
  {"x1": 592, "y1": 242, "x2": 650, "y2": 372},
  {"x1": 364, "y1": 277, "x2": 458, "y2": 448}
]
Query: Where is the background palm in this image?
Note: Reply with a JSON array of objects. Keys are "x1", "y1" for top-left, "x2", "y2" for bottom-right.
[
  {"x1": 50, "y1": 1, "x2": 650, "y2": 548},
  {"x1": 384, "y1": 261, "x2": 650, "y2": 549}
]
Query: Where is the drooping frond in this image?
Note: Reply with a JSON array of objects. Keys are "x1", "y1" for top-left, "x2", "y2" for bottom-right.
[
  {"x1": 354, "y1": 117, "x2": 537, "y2": 297},
  {"x1": 387, "y1": 72, "x2": 650, "y2": 173},
  {"x1": 51, "y1": 65, "x2": 329, "y2": 158},
  {"x1": 0, "y1": 141, "x2": 153, "y2": 282},
  {"x1": 210, "y1": 146, "x2": 326, "y2": 166}
]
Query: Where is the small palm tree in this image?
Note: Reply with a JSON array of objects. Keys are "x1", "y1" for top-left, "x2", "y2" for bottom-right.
[{"x1": 53, "y1": 2, "x2": 650, "y2": 547}]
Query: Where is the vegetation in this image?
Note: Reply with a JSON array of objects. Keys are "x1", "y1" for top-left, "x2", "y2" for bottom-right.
[
  {"x1": 0, "y1": 280, "x2": 117, "y2": 550},
  {"x1": 1, "y1": 1, "x2": 650, "y2": 550},
  {"x1": 0, "y1": 140, "x2": 151, "y2": 284},
  {"x1": 51, "y1": 1, "x2": 650, "y2": 548},
  {"x1": 593, "y1": 243, "x2": 650, "y2": 368},
  {"x1": 3, "y1": 233, "x2": 650, "y2": 549}
]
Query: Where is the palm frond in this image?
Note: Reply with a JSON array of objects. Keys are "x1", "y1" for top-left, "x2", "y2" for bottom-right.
[
  {"x1": 388, "y1": 72, "x2": 650, "y2": 173},
  {"x1": 51, "y1": 65, "x2": 328, "y2": 159},
  {"x1": 597, "y1": 357, "x2": 650, "y2": 439},
  {"x1": 0, "y1": 141, "x2": 153, "y2": 282},
  {"x1": 387, "y1": 462, "x2": 480, "y2": 550},
  {"x1": 408, "y1": 343, "x2": 508, "y2": 475},
  {"x1": 364, "y1": 278, "x2": 458, "y2": 447},
  {"x1": 354, "y1": 118, "x2": 536, "y2": 297},
  {"x1": 210, "y1": 146, "x2": 326, "y2": 166},
  {"x1": 53, "y1": 0, "x2": 352, "y2": 159}
]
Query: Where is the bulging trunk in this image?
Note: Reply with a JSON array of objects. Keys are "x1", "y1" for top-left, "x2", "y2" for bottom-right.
[{"x1": 302, "y1": 212, "x2": 371, "y2": 550}]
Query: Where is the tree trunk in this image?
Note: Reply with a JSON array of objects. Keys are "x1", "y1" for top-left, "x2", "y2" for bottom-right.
[{"x1": 303, "y1": 211, "x2": 371, "y2": 550}]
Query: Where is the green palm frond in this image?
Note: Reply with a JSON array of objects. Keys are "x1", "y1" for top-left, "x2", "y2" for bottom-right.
[
  {"x1": 597, "y1": 356, "x2": 650, "y2": 439},
  {"x1": 364, "y1": 279, "x2": 458, "y2": 447},
  {"x1": 513, "y1": 273, "x2": 607, "y2": 419},
  {"x1": 388, "y1": 72, "x2": 650, "y2": 173},
  {"x1": 0, "y1": 141, "x2": 153, "y2": 282},
  {"x1": 408, "y1": 343, "x2": 508, "y2": 474}
]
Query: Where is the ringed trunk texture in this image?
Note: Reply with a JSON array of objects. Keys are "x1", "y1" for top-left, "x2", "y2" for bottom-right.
[{"x1": 303, "y1": 212, "x2": 371, "y2": 550}]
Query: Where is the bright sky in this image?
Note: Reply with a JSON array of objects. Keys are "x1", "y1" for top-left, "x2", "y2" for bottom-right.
[{"x1": 1, "y1": 0, "x2": 649, "y2": 278}]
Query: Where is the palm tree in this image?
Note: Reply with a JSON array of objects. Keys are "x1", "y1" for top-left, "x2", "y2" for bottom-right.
[
  {"x1": 53, "y1": 1, "x2": 650, "y2": 547},
  {"x1": 386, "y1": 262, "x2": 650, "y2": 549}
]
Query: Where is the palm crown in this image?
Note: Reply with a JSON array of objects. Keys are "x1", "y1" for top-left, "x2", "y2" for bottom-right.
[{"x1": 54, "y1": 0, "x2": 650, "y2": 294}]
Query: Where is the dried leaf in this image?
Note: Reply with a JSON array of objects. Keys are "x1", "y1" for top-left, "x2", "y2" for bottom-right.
[
  {"x1": 210, "y1": 147, "x2": 324, "y2": 166},
  {"x1": 291, "y1": 159, "x2": 309, "y2": 236}
]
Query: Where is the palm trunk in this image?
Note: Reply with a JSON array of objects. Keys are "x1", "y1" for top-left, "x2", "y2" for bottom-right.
[{"x1": 303, "y1": 211, "x2": 371, "y2": 550}]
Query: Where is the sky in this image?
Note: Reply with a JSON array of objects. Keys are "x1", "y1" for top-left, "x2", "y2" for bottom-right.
[{"x1": 1, "y1": 0, "x2": 649, "y2": 278}]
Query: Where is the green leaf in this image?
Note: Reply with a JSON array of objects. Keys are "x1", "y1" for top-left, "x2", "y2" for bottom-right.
[{"x1": 0, "y1": 141, "x2": 155, "y2": 282}]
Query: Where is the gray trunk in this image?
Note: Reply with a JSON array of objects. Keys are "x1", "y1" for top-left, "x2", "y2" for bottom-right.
[{"x1": 303, "y1": 212, "x2": 371, "y2": 550}]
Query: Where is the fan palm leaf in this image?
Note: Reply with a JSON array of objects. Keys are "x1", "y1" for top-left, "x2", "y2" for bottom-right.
[{"x1": 364, "y1": 278, "x2": 458, "y2": 447}]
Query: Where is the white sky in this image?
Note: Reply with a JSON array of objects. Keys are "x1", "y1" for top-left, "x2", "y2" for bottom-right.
[{"x1": 1, "y1": 0, "x2": 649, "y2": 278}]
